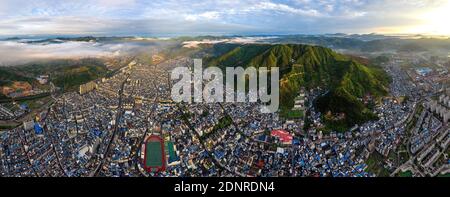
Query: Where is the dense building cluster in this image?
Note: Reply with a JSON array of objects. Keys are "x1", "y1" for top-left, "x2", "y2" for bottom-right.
[{"x1": 0, "y1": 54, "x2": 448, "y2": 177}]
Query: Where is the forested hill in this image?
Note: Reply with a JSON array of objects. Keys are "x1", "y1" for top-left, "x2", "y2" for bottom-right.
[{"x1": 206, "y1": 43, "x2": 391, "y2": 131}]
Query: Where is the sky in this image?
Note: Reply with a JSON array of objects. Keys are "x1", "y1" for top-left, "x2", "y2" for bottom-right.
[{"x1": 0, "y1": 0, "x2": 449, "y2": 36}]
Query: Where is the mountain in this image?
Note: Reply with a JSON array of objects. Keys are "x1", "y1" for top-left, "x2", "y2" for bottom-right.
[
  {"x1": 19, "y1": 59, "x2": 109, "y2": 91},
  {"x1": 205, "y1": 44, "x2": 390, "y2": 132},
  {"x1": 0, "y1": 58, "x2": 109, "y2": 92},
  {"x1": 0, "y1": 67, "x2": 34, "y2": 86},
  {"x1": 266, "y1": 35, "x2": 450, "y2": 53},
  {"x1": 17, "y1": 36, "x2": 139, "y2": 45}
]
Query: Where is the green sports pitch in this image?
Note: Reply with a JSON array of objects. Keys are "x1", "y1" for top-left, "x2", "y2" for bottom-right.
[{"x1": 144, "y1": 136, "x2": 166, "y2": 172}]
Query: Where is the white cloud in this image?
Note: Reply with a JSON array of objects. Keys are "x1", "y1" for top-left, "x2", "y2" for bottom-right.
[
  {"x1": 254, "y1": 2, "x2": 322, "y2": 17},
  {"x1": 0, "y1": 39, "x2": 152, "y2": 65},
  {"x1": 94, "y1": 0, "x2": 136, "y2": 7},
  {"x1": 185, "y1": 11, "x2": 221, "y2": 21}
]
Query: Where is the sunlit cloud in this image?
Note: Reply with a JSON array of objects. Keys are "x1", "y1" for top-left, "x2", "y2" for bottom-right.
[
  {"x1": 0, "y1": 0, "x2": 449, "y2": 36},
  {"x1": 407, "y1": 1, "x2": 450, "y2": 35}
]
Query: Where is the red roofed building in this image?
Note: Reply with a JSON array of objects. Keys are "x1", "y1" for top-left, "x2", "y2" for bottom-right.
[{"x1": 271, "y1": 130, "x2": 293, "y2": 145}]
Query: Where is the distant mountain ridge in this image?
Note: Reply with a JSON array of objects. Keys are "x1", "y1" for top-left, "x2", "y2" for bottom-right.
[{"x1": 5, "y1": 34, "x2": 450, "y2": 53}]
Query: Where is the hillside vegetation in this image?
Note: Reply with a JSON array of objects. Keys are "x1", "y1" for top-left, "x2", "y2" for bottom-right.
[
  {"x1": 206, "y1": 44, "x2": 390, "y2": 131},
  {"x1": 0, "y1": 67, "x2": 34, "y2": 86},
  {"x1": 0, "y1": 58, "x2": 109, "y2": 92}
]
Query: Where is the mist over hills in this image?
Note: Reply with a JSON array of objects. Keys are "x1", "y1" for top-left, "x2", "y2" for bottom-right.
[
  {"x1": 0, "y1": 36, "x2": 173, "y2": 66},
  {"x1": 2, "y1": 33, "x2": 449, "y2": 65},
  {"x1": 263, "y1": 34, "x2": 450, "y2": 53}
]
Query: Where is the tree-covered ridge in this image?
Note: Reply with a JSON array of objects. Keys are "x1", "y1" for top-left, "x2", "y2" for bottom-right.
[
  {"x1": 206, "y1": 43, "x2": 390, "y2": 131},
  {"x1": 0, "y1": 58, "x2": 109, "y2": 92}
]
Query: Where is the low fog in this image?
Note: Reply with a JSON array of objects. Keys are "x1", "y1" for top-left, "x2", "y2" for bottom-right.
[{"x1": 0, "y1": 39, "x2": 168, "y2": 66}]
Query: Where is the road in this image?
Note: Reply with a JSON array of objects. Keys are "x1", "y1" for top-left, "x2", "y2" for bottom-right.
[{"x1": 91, "y1": 72, "x2": 130, "y2": 177}]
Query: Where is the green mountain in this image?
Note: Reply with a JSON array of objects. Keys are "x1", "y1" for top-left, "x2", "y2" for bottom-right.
[
  {"x1": 1, "y1": 58, "x2": 109, "y2": 92},
  {"x1": 206, "y1": 44, "x2": 390, "y2": 132},
  {"x1": 26, "y1": 59, "x2": 108, "y2": 91},
  {"x1": 0, "y1": 67, "x2": 34, "y2": 86}
]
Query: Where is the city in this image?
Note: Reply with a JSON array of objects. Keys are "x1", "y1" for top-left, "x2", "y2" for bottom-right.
[
  {"x1": 1, "y1": 48, "x2": 448, "y2": 177},
  {"x1": 0, "y1": 0, "x2": 449, "y2": 182}
]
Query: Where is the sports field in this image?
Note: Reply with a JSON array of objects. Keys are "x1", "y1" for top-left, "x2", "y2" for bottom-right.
[
  {"x1": 143, "y1": 135, "x2": 166, "y2": 173},
  {"x1": 145, "y1": 141, "x2": 163, "y2": 167}
]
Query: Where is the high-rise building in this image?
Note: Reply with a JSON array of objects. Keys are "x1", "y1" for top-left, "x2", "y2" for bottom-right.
[{"x1": 79, "y1": 81, "x2": 97, "y2": 95}]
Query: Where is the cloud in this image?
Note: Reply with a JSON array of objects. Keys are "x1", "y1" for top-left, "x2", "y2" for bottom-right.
[
  {"x1": 0, "y1": 0, "x2": 449, "y2": 35},
  {"x1": 0, "y1": 39, "x2": 155, "y2": 65},
  {"x1": 181, "y1": 36, "x2": 278, "y2": 48},
  {"x1": 0, "y1": 15, "x2": 258, "y2": 36},
  {"x1": 94, "y1": 0, "x2": 136, "y2": 7},
  {"x1": 185, "y1": 11, "x2": 221, "y2": 21},
  {"x1": 254, "y1": 2, "x2": 322, "y2": 17}
]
